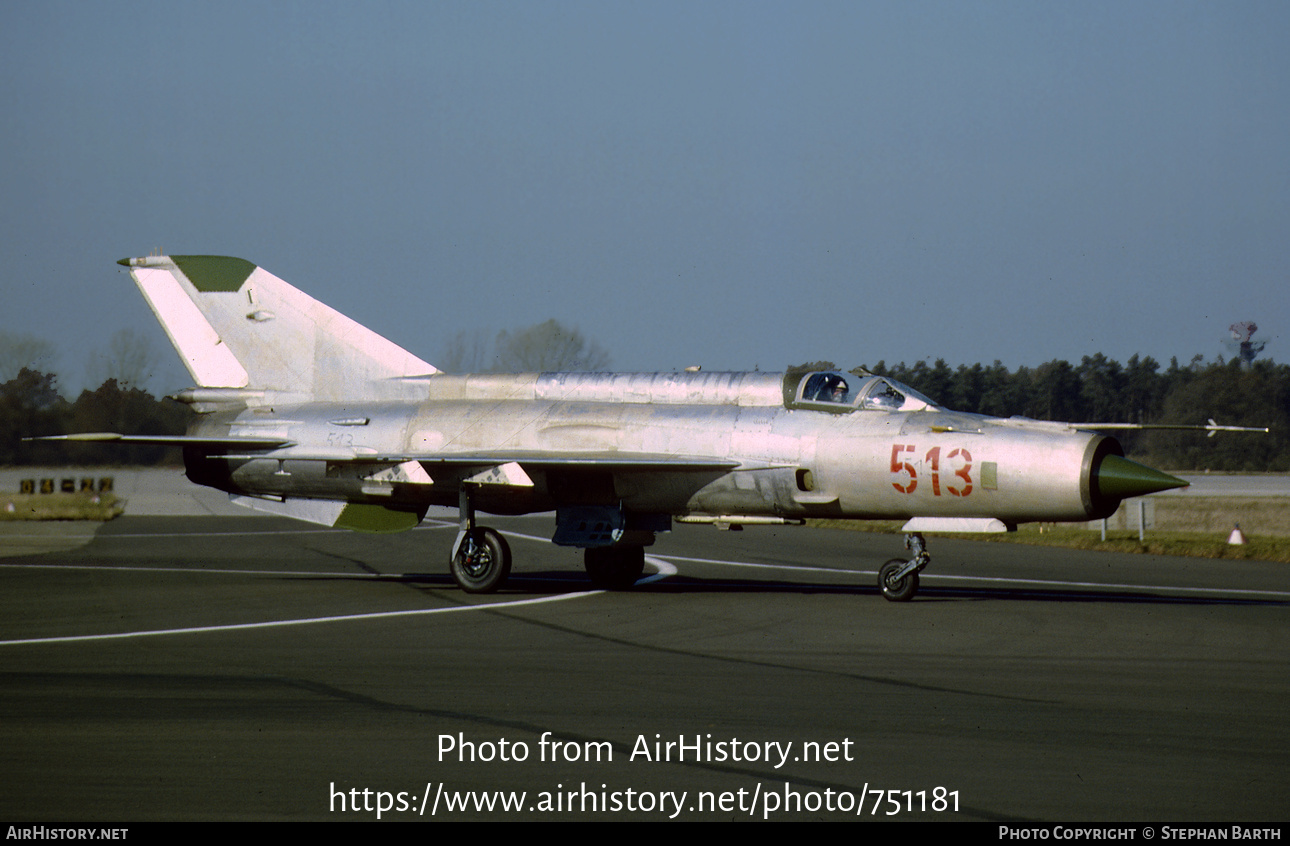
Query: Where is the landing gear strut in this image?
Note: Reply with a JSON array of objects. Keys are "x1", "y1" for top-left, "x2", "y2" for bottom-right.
[
  {"x1": 879, "y1": 532, "x2": 929, "y2": 602},
  {"x1": 450, "y1": 487, "x2": 512, "y2": 593}
]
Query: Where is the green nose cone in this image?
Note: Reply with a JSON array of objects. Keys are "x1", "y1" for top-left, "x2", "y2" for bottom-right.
[{"x1": 1095, "y1": 455, "x2": 1188, "y2": 500}]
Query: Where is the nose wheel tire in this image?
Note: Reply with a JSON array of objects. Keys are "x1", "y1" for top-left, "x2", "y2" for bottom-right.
[
  {"x1": 879, "y1": 558, "x2": 919, "y2": 602},
  {"x1": 451, "y1": 527, "x2": 512, "y2": 593}
]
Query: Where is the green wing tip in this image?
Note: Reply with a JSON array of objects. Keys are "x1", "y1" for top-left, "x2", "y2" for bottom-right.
[{"x1": 116, "y1": 258, "x2": 131, "y2": 267}]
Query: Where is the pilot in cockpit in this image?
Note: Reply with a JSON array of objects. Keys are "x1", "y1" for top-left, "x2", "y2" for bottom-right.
[{"x1": 815, "y1": 374, "x2": 848, "y2": 402}]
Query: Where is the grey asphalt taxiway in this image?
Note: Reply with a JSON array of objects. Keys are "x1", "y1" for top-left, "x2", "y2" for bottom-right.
[{"x1": 1, "y1": 514, "x2": 1287, "y2": 821}]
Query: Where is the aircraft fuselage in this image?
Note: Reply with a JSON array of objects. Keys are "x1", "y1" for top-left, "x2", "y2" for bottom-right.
[{"x1": 184, "y1": 377, "x2": 1123, "y2": 529}]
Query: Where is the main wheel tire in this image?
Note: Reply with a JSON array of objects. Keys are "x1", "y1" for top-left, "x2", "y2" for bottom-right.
[
  {"x1": 585, "y1": 546, "x2": 645, "y2": 590},
  {"x1": 879, "y1": 558, "x2": 919, "y2": 602},
  {"x1": 451, "y1": 528, "x2": 512, "y2": 593}
]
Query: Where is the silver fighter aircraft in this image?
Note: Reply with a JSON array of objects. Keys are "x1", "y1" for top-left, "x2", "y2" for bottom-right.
[{"x1": 46, "y1": 255, "x2": 1202, "y2": 600}]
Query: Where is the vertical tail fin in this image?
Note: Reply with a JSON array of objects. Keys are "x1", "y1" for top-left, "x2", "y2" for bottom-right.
[{"x1": 119, "y1": 255, "x2": 437, "y2": 401}]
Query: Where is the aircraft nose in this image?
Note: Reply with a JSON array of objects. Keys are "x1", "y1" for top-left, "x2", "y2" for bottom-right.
[{"x1": 1093, "y1": 454, "x2": 1188, "y2": 500}]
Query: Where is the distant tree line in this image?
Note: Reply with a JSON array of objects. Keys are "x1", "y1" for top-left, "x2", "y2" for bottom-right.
[
  {"x1": 2, "y1": 352, "x2": 1285, "y2": 471},
  {"x1": 854, "y1": 355, "x2": 1288, "y2": 472},
  {"x1": 1, "y1": 370, "x2": 191, "y2": 466}
]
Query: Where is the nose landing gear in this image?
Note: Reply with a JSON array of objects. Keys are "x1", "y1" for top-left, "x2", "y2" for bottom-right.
[{"x1": 879, "y1": 532, "x2": 929, "y2": 602}]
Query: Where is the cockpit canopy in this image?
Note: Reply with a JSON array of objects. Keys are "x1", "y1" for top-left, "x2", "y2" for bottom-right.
[{"x1": 791, "y1": 371, "x2": 939, "y2": 413}]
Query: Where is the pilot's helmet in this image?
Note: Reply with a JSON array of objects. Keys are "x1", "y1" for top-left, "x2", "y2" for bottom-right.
[{"x1": 829, "y1": 377, "x2": 849, "y2": 400}]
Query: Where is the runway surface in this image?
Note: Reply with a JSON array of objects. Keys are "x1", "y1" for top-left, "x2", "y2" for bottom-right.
[{"x1": 0, "y1": 515, "x2": 1286, "y2": 821}]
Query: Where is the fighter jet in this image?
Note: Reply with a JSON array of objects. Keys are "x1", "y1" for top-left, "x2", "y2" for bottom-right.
[{"x1": 43, "y1": 255, "x2": 1202, "y2": 601}]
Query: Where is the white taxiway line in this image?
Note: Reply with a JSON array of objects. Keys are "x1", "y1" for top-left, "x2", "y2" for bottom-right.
[
  {"x1": 6, "y1": 529, "x2": 1279, "y2": 648},
  {"x1": 0, "y1": 529, "x2": 679, "y2": 646},
  {"x1": 915, "y1": 571, "x2": 1290, "y2": 599},
  {"x1": 650, "y1": 553, "x2": 1290, "y2": 599},
  {"x1": 0, "y1": 591, "x2": 599, "y2": 647},
  {"x1": 641, "y1": 556, "x2": 677, "y2": 584},
  {"x1": 653, "y1": 553, "x2": 852, "y2": 576},
  {"x1": 0, "y1": 562, "x2": 432, "y2": 578}
]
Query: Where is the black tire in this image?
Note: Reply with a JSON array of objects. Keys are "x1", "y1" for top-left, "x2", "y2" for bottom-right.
[
  {"x1": 585, "y1": 546, "x2": 645, "y2": 590},
  {"x1": 451, "y1": 528, "x2": 512, "y2": 593},
  {"x1": 879, "y1": 558, "x2": 919, "y2": 602}
]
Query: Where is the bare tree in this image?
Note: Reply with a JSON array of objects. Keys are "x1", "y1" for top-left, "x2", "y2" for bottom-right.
[
  {"x1": 85, "y1": 328, "x2": 160, "y2": 391},
  {"x1": 438, "y1": 320, "x2": 611, "y2": 373},
  {"x1": 0, "y1": 332, "x2": 57, "y2": 382},
  {"x1": 438, "y1": 329, "x2": 490, "y2": 374},
  {"x1": 493, "y1": 319, "x2": 610, "y2": 372}
]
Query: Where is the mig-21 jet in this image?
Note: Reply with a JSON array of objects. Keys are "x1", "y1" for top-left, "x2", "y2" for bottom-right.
[{"x1": 41, "y1": 255, "x2": 1224, "y2": 601}]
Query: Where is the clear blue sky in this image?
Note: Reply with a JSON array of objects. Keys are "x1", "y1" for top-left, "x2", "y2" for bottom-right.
[{"x1": 3, "y1": 0, "x2": 1287, "y2": 394}]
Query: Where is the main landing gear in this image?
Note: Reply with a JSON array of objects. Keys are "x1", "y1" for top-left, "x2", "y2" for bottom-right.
[
  {"x1": 879, "y1": 532, "x2": 929, "y2": 602},
  {"x1": 451, "y1": 527, "x2": 511, "y2": 593},
  {"x1": 450, "y1": 488, "x2": 512, "y2": 593},
  {"x1": 448, "y1": 489, "x2": 647, "y2": 593}
]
